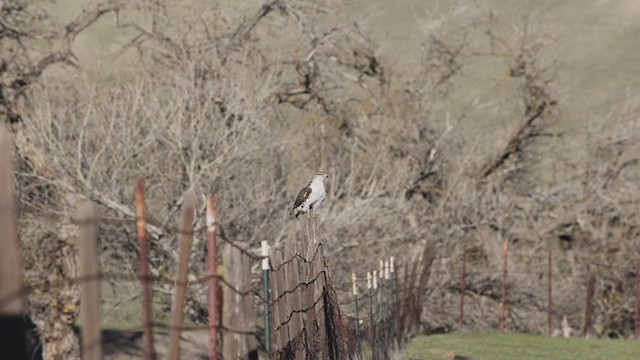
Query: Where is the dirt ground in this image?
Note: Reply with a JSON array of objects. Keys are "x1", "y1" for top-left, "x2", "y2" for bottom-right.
[{"x1": 101, "y1": 330, "x2": 209, "y2": 360}]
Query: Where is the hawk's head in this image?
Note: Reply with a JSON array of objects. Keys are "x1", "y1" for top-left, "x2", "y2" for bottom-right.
[{"x1": 314, "y1": 172, "x2": 329, "y2": 182}]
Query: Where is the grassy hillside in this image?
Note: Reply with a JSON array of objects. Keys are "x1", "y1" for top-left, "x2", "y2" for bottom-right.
[{"x1": 406, "y1": 333, "x2": 640, "y2": 360}]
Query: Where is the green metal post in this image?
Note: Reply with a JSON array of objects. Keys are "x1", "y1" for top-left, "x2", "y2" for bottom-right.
[
  {"x1": 261, "y1": 241, "x2": 272, "y2": 359},
  {"x1": 373, "y1": 270, "x2": 379, "y2": 360},
  {"x1": 383, "y1": 260, "x2": 389, "y2": 355},
  {"x1": 390, "y1": 257, "x2": 398, "y2": 348},
  {"x1": 355, "y1": 294, "x2": 360, "y2": 344},
  {"x1": 368, "y1": 272, "x2": 376, "y2": 360},
  {"x1": 352, "y1": 273, "x2": 360, "y2": 354}
]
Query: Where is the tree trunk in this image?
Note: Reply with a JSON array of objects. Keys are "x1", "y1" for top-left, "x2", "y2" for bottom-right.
[
  {"x1": 15, "y1": 129, "x2": 82, "y2": 360},
  {"x1": 36, "y1": 199, "x2": 82, "y2": 360}
]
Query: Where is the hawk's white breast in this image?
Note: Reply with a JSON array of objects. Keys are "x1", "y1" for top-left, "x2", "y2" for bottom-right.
[{"x1": 306, "y1": 177, "x2": 326, "y2": 209}]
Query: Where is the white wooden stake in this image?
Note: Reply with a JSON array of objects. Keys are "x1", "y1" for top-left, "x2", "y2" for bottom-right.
[
  {"x1": 384, "y1": 260, "x2": 390, "y2": 280},
  {"x1": 373, "y1": 271, "x2": 378, "y2": 289},
  {"x1": 261, "y1": 241, "x2": 269, "y2": 270},
  {"x1": 352, "y1": 273, "x2": 358, "y2": 296}
]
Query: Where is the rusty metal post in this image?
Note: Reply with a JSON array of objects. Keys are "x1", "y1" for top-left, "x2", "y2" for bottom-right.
[
  {"x1": 135, "y1": 180, "x2": 156, "y2": 360},
  {"x1": 499, "y1": 240, "x2": 508, "y2": 333},
  {"x1": 459, "y1": 247, "x2": 467, "y2": 330},
  {"x1": 636, "y1": 261, "x2": 640, "y2": 340},
  {"x1": 583, "y1": 273, "x2": 595, "y2": 337},
  {"x1": 548, "y1": 249, "x2": 553, "y2": 337},
  {"x1": 207, "y1": 195, "x2": 220, "y2": 359}
]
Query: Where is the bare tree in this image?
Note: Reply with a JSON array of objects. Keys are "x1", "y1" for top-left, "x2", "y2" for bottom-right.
[{"x1": 2, "y1": 1, "x2": 121, "y2": 358}]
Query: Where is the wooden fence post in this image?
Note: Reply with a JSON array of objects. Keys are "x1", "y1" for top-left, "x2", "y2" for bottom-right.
[
  {"x1": 206, "y1": 195, "x2": 220, "y2": 360},
  {"x1": 300, "y1": 236, "x2": 316, "y2": 358},
  {"x1": 0, "y1": 126, "x2": 26, "y2": 359},
  {"x1": 77, "y1": 201, "x2": 102, "y2": 360},
  {"x1": 135, "y1": 180, "x2": 156, "y2": 360},
  {"x1": 168, "y1": 191, "x2": 196, "y2": 360},
  {"x1": 275, "y1": 252, "x2": 289, "y2": 349},
  {"x1": 243, "y1": 248, "x2": 258, "y2": 358},
  {"x1": 222, "y1": 243, "x2": 256, "y2": 359},
  {"x1": 285, "y1": 239, "x2": 305, "y2": 359},
  {"x1": 270, "y1": 251, "x2": 282, "y2": 353},
  {"x1": 314, "y1": 243, "x2": 327, "y2": 359}
]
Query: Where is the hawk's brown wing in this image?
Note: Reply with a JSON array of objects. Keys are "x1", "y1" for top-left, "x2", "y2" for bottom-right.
[{"x1": 292, "y1": 187, "x2": 312, "y2": 209}]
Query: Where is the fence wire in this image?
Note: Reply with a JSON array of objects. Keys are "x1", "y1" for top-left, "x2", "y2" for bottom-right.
[{"x1": 2, "y1": 182, "x2": 640, "y2": 360}]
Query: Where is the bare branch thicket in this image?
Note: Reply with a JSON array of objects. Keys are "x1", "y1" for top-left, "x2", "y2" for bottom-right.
[
  {"x1": 17, "y1": 0, "x2": 448, "y2": 332},
  {"x1": 8, "y1": 0, "x2": 640, "y2": 347},
  {"x1": 2, "y1": 2, "x2": 125, "y2": 359},
  {"x1": 402, "y1": 10, "x2": 640, "y2": 337}
]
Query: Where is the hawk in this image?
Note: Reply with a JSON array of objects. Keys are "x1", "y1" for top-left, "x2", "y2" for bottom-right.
[{"x1": 289, "y1": 172, "x2": 329, "y2": 220}]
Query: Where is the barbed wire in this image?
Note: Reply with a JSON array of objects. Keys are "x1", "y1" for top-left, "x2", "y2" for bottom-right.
[{"x1": 4, "y1": 192, "x2": 640, "y2": 359}]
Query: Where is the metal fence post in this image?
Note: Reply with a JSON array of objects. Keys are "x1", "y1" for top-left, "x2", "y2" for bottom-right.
[
  {"x1": 459, "y1": 247, "x2": 467, "y2": 330},
  {"x1": 352, "y1": 273, "x2": 360, "y2": 355},
  {"x1": 384, "y1": 260, "x2": 391, "y2": 354},
  {"x1": 262, "y1": 241, "x2": 272, "y2": 359},
  {"x1": 135, "y1": 180, "x2": 156, "y2": 360},
  {"x1": 367, "y1": 272, "x2": 375, "y2": 360},
  {"x1": 390, "y1": 256, "x2": 397, "y2": 347},
  {"x1": 373, "y1": 270, "x2": 378, "y2": 360},
  {"x1": 636, "y1": 261, "x2": 640, "y2": 340},
  {"x1": 548, "y1": 249, "x2": 553, "y2": 337},
  {"x1": 499, "y1": 240, "x2": 509, "y2": 334},
  {"x1": 583, "y1": 273, "x2": 596, "y2": 337}
]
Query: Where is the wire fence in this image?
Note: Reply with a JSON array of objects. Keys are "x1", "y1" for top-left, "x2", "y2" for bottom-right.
[{"x1": 2, "y1": 126, "x2": 640, "y2": 360}]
